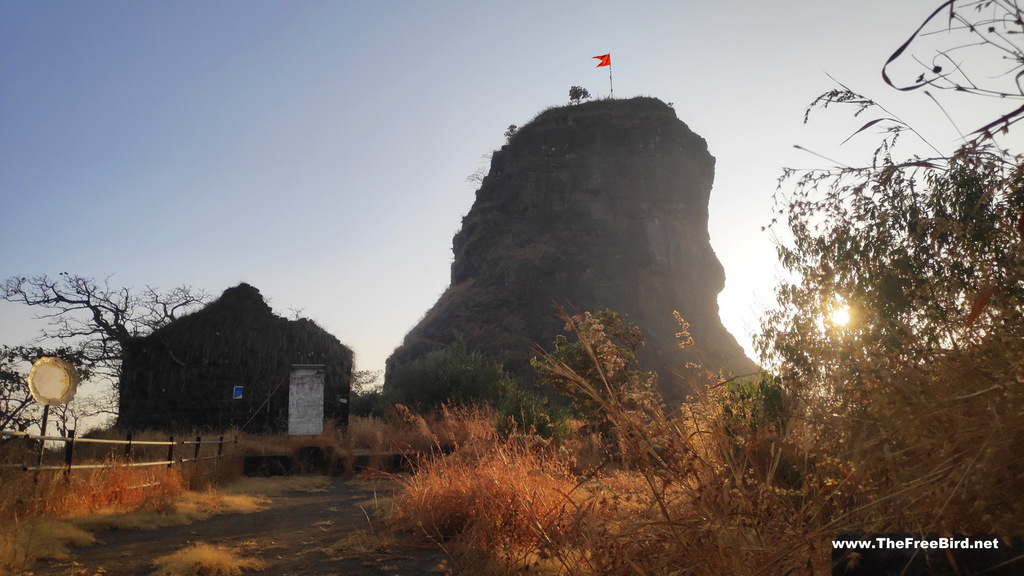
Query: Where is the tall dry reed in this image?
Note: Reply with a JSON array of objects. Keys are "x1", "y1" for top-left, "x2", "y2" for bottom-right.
[{"x1": 392, "y1": 308, "x2": 1023, "y2": 574}]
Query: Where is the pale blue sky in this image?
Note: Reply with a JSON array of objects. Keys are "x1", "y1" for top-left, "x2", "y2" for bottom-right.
[{"x1": 1, "y1": 1, "x2": 1003, "y2": 379}]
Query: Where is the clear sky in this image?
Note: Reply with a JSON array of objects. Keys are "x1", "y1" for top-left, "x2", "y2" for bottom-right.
[{"x1": 1, "y1": 1, "x2": 1008, "y2": 383}]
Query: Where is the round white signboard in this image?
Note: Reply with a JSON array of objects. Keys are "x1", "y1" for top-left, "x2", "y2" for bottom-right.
[{"x1": 27, "y1": 357, "x2": 80, "y2": 406}]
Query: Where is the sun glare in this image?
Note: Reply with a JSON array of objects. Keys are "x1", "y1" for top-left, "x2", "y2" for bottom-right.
[{"x1": 830, "y1": 306, "x2": 850, "y2": 327}]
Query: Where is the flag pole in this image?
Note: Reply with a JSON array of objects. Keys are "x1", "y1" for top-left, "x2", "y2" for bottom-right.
[{"x1": 594, "y1": 54, "x2": 613, "y2": 98}]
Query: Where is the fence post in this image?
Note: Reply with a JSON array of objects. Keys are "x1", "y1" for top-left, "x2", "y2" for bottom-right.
[
  {"x1": 64, "y1": 428, "x2": 76, "y2": 482},
  {"x1": 124, "y1": 432, "x2": 133, "y2": 461},
  {"x1": 167, "y1": 435, "x2": 175, "y2": 469},
  {"x1": 193, "y1": 436, "x2": 201, "y2": 466},
  {"x1": 215, "y1": 435, "x2": 224, "y2": 473}
]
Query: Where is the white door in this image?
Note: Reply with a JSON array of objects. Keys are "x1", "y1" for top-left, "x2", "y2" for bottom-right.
[{"x1": 288, "y1": 365, "x2": 325, "y2": 435}]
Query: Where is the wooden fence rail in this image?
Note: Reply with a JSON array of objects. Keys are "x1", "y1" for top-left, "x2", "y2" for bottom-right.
[{"x1": 0, "y1": 429, "x2": 236, "y2": 475}]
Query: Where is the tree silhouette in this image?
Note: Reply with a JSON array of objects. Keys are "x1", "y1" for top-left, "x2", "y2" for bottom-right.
[
  {"x1": 569, "y1": 85, "x2": 591, "y2": 105},
  {"x1": 2, "y1": 273, "x2": 207, "y2": 381}
]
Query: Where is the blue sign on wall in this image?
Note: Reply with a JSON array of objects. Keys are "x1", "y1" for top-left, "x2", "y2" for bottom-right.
[{"x1": 233, "y1": 385, "x2": 243, "y2": 400}]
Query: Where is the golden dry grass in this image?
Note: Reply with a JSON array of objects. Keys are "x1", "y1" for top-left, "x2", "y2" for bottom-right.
[
  {"x1": 2, "y1": 519, "x2": 95, "y2": 569},
  {"x1": 388, "y1": 309, "x2": 1024, "y2": 575},
  {"x1": 0, "y1": 432, "x2": 262, "y2": 576},
  {"x1": 0, "y1": 419, "x2": 428, "y2": 576},
  {"x1": 345, "y1": 406, "x2": 496, "y2": 453},
  {"x1": 0, "y1": 475, "x2": 269, "y2": 576},
  {"x1": 150, "y1": 542, "x2": 265, "y2": 576},
  {"x1": 346, "y1": 416, "x2": 388, "y2": 450},
  {"x1": 392, "y1": 396, "x2": 833, "y2": 575},
  {"x1": 394, "y1": 438, "x2": 577, "y2": 573},
  {"x1": 0, "y1": 462, "x2": 190, "y2": 575},
  {"x1": 73, "y1": 490, "x2": 268, "y2": 533}
]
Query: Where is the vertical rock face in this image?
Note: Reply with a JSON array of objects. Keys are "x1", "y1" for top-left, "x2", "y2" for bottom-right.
[{"x1": 386, "y1": 97, "x2": 756, "y2": 404}]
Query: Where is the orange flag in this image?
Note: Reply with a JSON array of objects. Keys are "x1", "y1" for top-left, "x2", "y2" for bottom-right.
[{"x1": 593, "y1": 54, "x2": 611, "y2": 67}]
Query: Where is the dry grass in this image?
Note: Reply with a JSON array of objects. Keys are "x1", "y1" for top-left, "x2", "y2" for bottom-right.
[
  {"x1": 346, "y1": 405, "x2": 496, "y2": 453},
  {"x1": 1, "y1": 462, "x2": 191, "y2": 575},
  {"x1": 323, "y1": 529, "x2": 399, "y2": 558},
  {"x1": 428, "y1": 404, "x2": 497, "y2": 451},
  {"x1": 0, "y1": 471, "x2": 270, "y2": 576},
  {"x1": 150, "y1": 542, "x2": 265, "y2": 576},
  {"x1": 0, "y1": 429, "x2": 256, "y2": 576},
  {"x1": 394, "y1": 437, "x2": 577, "y2": 573},
  {"x1": 74, "y1": 489, "x2": 268, "y2": 533},
  {"x1": 347, "y1": 416, "x2": 389, "y2": 450},
  {"x1": 390, "y1": 387, "x2": 828, "y2": 574},
  {"x1": 324, "y1": 530, "x2": 387, "y2": 556},
  {"x1": 1, "y1": 519, "x2": 95, "y2": 570},
  {"x1": 0, "y1": 415, "x2": 454, "y2": 576},
  {"x1": 230, "y1": 409, "x2": 495, "y2": 477},
  {"x1": 391, "y1": 310, "x2": 1024, "y2": 575}
]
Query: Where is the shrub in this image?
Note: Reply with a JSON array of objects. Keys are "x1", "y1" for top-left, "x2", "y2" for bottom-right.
[
  {"x1": 348, "y1": 369, "x2": 385, "y2": 418},
  {"x1": 349, "y1": 389, "x2": 386, "y2": 418},
  {"x1": 385, "y1": 337, "x2": 506, "y2": 412},
  {"x1": 533, "y1": 308, "x2": 658, "y2": 442},
  {"x1": 760, "y1": 96, "x2": 1024, "y2": 538},
  {"x1": 494, "y1": 379, "x2": 571, "y2": 441}
]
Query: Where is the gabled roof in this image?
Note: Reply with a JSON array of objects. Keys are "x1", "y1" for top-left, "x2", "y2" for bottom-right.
[{"x1": 145, "y1": 283, "x2": 352, "y2": 364}]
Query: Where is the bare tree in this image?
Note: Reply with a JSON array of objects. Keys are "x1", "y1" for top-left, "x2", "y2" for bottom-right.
[{"x1": 2, "y1": 273, "x2": 207, "y2": 381}]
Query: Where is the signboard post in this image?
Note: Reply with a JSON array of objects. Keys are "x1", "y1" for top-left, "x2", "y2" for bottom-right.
[{"x1": 288, "y1": 365, "x2": 325, "y2": 436}]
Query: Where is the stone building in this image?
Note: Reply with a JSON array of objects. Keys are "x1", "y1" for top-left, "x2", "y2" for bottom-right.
[{"x1": 117, "y1": 283, "x2": 352, "y2": 432}]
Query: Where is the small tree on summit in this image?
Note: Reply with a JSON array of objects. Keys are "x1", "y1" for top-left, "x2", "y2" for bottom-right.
[{"x1": 568, "y1": 86, "x2": 591, "y2": 105}]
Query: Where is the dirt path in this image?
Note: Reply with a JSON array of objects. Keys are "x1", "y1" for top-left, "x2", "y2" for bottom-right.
[{"x1": 33, "y1": 478, "x2": 451, "y2": 576}]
